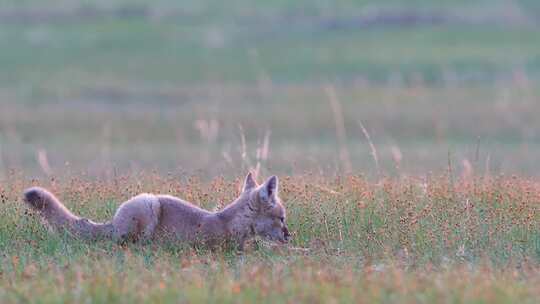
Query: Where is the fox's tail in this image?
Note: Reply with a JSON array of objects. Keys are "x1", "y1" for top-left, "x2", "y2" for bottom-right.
[{"x1": 23, "y1": 187, "x2": 113, "y2": 239}]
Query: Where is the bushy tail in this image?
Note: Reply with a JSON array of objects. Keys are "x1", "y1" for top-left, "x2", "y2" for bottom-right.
[{"x1": 23, "y1": 187, "x2": 113, "y2": 239}]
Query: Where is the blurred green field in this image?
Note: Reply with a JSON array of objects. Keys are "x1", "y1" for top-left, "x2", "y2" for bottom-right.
[{"x1": 0, "y1": 0, "x2": 540, "y2": 178}]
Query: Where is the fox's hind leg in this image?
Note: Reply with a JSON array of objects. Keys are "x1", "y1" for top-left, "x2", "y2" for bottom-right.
[
  {"x1": 111, "y1": 193, "x2": 160, "y2": 243},
  {"x1": 140, "y1": 198, "x2": 161, "y2": 242},
  {"x1": 113, "y1": 215, "x2": 138, "y2": 243}
]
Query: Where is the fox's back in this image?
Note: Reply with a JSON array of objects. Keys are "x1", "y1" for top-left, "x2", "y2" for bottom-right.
[{"x1": 156, "y1": 195, "x2": 219, "y2": 241}]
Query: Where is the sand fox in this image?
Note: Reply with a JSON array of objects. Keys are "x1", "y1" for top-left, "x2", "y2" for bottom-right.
[{"x1": 23, "y1": 172, "x2": 290, "y2": 250}]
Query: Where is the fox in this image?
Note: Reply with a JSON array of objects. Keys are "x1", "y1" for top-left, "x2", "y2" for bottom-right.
[{"x1": 22, "y1": 172, "x2": 290, "y2": 250}]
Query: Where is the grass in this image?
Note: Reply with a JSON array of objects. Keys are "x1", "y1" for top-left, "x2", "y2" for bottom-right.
[
  {"x1": 0, "y1": 172, "x2": 539, "y2": 302},
  {"x1": 1, "y1": 0, "x2": 540, "y2": 302},
  {"x1": 2, "y1": 0, "x2": 540, "y2": 88},
  {"x1": 2, "y1": 16, "x2": 540, "y2": 86},
  {"x1": 2, "y1": 83, "x2": 540, "y2": 178}
]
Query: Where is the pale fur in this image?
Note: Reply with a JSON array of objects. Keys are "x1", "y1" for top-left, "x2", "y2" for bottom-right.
[{"x1": 23, "y1": 173, "x2": 290, "y2": 249}]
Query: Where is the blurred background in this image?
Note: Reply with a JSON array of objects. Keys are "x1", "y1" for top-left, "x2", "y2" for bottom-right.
[{"x1": 1, "y1": 0, "x2": 539, "y2": 179}]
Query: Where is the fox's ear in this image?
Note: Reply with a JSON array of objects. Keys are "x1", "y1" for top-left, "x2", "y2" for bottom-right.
[
  {"x1": 259, "y1": 176, "x2": 278, "y2": 203},
  {"x1": 242, "y1": 172, "x2": 257, "y2": 192}
]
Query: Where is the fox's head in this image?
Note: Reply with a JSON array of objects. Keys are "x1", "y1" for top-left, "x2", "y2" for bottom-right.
[{"x1": 241, "y1": 172, "x2": 290, "y2": 243}]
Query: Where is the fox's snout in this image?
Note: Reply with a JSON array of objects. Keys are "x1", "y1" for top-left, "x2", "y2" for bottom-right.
[{"x1": 283, "y1": 226, "x2": 291, "y2": 242}]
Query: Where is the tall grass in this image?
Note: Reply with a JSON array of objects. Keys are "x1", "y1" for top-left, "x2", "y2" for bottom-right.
[{"x1": 0, "y1": 172, "x2": 538, "y2": 302}]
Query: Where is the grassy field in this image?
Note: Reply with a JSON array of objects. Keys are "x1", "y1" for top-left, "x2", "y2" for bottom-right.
[
  {"x1": 1, "y1": 173, "x2": 539, "y2": 303},
  {"x1": 1, "y1": 0, "x2": 540, "y2": 303}
]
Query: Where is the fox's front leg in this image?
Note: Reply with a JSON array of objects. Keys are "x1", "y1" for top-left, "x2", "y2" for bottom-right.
[
  {"x1": 140, "y1": 218, "x2": 158, "y2": 242},
  {"x1": 112, "y1": 216, "x2": 138, "y2": 244},
  {"x1": 236, "y1": 239, "x2": 246, "y2": 252}
]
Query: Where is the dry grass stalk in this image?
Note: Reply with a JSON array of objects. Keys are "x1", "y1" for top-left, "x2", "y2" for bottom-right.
[
  {"x1": 37, "y1": 148, "x2": 53, "y2": 176},
  {"x1": 358, "y1": 120, "x2": 380, "y2": 179}
]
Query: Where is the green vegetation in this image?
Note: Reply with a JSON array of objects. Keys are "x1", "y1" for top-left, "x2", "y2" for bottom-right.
[
  {"x1": 0, "y1": 1, "x2": 539, "y2": 302},
  {"x1": 1, "y1": 174, "x2": 539, "y2": 303},
  {"x1": 1, "y1": 0, "x2": 540, "y2": 177}
]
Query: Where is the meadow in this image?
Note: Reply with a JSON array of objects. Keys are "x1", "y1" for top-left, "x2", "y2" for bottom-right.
[
  {"x1": 1, "y1": 0, "x2": 540, "y2": 303},
  {"x1": 1, "y1": 173, "x2": 539, "y2": 302}
]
